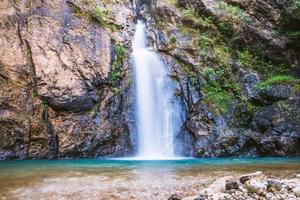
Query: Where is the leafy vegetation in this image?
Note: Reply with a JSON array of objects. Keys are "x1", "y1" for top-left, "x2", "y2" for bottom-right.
[
  {"x1": 237, "y1": 50, "x2": 288, "y2": 76},
  {"x1": 255, "y1": 75, "x2": 299, "y2": 89},
  {"x1": 284, "y1": 31, "x2": 300, "y2": 39},
  {"x1": 169, "y1": 35, "x2": 177, "y2": 44},
  {"x1": 202, "y1": 83, "x2": 233, "y2": 114},
  {"x1": 284, "y1": 0, "x2": 300, "y2": 17},
  {"x1": 201, "y1": 67, "x2": 241, "y2": 114},
  {"x1": 110, "y1": 44, "x2": 127, "y2": 94},
  {"x1": 218, "y1": 1, "x2": 252, "y2": 24},
  {"x1": 90, "y1": 4, "x2": 110, "y2": 26}
]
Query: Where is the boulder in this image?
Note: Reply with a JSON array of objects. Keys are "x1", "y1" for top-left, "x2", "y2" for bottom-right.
[
  {"x1": 244, "y1": 179, "x2": 267, "y2": 195},
  {"x1": 265, "y1": 84, "x2": 292, "y2": 102},
  {"x1": 267, "y1": 179, "x2": 282, "y2": 191}
]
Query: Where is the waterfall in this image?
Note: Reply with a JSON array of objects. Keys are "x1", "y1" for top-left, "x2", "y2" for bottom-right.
[{"x1": 132, "y1": 21, "x2": 180, "y2": 159}]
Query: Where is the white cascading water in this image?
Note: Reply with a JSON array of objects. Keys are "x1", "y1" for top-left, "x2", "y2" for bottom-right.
[{"x1": 132, "y1": 21, "x2": 180, "y2": 159}]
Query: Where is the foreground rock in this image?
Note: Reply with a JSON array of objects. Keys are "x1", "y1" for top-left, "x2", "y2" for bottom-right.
[{"x1": 172, "y1": 172, "x2": 300, "y2": 200}]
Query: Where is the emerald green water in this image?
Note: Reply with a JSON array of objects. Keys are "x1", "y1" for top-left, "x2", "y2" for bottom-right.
[{"x1": 0, "y1": 158, "x2": 299, "y2": 200}]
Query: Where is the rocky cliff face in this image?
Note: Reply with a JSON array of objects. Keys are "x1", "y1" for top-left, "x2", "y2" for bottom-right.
[
  {"x1": 149, "y1": 0, "x2": 300, "y2": 157},
  {"x1": 0, "y1": 0, "x2": 299, "y2": 159},
  {"x1": 0, "y1": 0, "x2": 135, "y2": 159}
]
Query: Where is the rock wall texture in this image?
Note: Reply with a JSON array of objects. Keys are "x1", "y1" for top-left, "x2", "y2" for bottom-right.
[
  {"x1": 0, "y1": 0, "x2": 299, "y2": 159},
  {"x1": 151, "y1": 0, "x2": 300, "y2": 157},
  {"x1": 0, "y1": 0, "x2": 135, "y2": 159}
]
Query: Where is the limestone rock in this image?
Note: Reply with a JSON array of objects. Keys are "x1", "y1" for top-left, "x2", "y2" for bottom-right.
[{"x1": 244, "y1": 179, "x2": 267, "y2": 195}]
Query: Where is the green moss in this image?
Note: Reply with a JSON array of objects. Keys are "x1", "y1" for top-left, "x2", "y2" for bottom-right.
[
  {"x1": 256, "y1": 75, "x2": 299, "y2": 89},
  {"x1": 237, "y1": 49, "x2": 288, "y2": 75},
  {"x1": 218, "y1": 1, "x2": 252, "y2": 24},
  {"x1": 90, "y1": 5, "x2": 109, "y2": 26},
  {"x1": 202, "y1": 83, "x2": 233, "y2": 114}
]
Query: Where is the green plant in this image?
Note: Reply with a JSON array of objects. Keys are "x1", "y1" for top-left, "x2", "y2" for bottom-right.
[
  {"x1": 198, "y1": 33, "x2": 216, "y2": 50},
  {"x1": 217, "y1": 21, "x2": 234, "y2": 35},
  {"x1": 202, "y1": 67, "x2": 217, "y2": 81},
  {"x1": 169, "y1": 35, "x2": 177, "y2": 44},
  {"x1": 284, "y1": 0, "x2": 300, "y2": 17},
  {"x1": 42, "y1": 99, "x2": 49, "y2": 106},
  {"x1": 181, "y1": 6, "x2": 198, "y2": 19},
  {"x1": 255, "y1": 75, "x2": 299, "y2": 89},
  {"x1": 110, "y1": 44, "x2": 127, "y2": 93},
  {"x1": 237, "y1": 49, "x2": 288, "y2": 75},
  {"x1": 90, "y1": 5, "x2": 109, "y2": 26},
  {"x1": 202, "y1": 83, "x2": 233, "y2": 114},
  {"x1": 218, "y1": 1, "x2": 252, "y2": 24},
  {"x1": 284, "y1": 31, "x2": 300, "y2": 39},
  {"x1": 112, "y1": 87, "x2": 121, "y2": 94}
]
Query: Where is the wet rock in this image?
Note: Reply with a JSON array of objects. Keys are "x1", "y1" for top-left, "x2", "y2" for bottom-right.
[
  {"x1": 240, "y1": 171, "x2": 264, "y2": 184},
  {"x1": 252, "y1": 97, "x2": 300, "y2": 156}
]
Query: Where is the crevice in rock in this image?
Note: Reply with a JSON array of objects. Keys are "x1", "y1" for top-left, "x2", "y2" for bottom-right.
[
  {"x1": 24, "y1": 40, "x2": 38, "y2": 95},
  {"x1": 42, "y1": 105, "x2": 58, "y2": 159}
]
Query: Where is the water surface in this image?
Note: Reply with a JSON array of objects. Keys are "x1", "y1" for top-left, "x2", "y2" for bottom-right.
[{"x1": 0, "y1": 157, "x2": 299, "y2": 200}]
